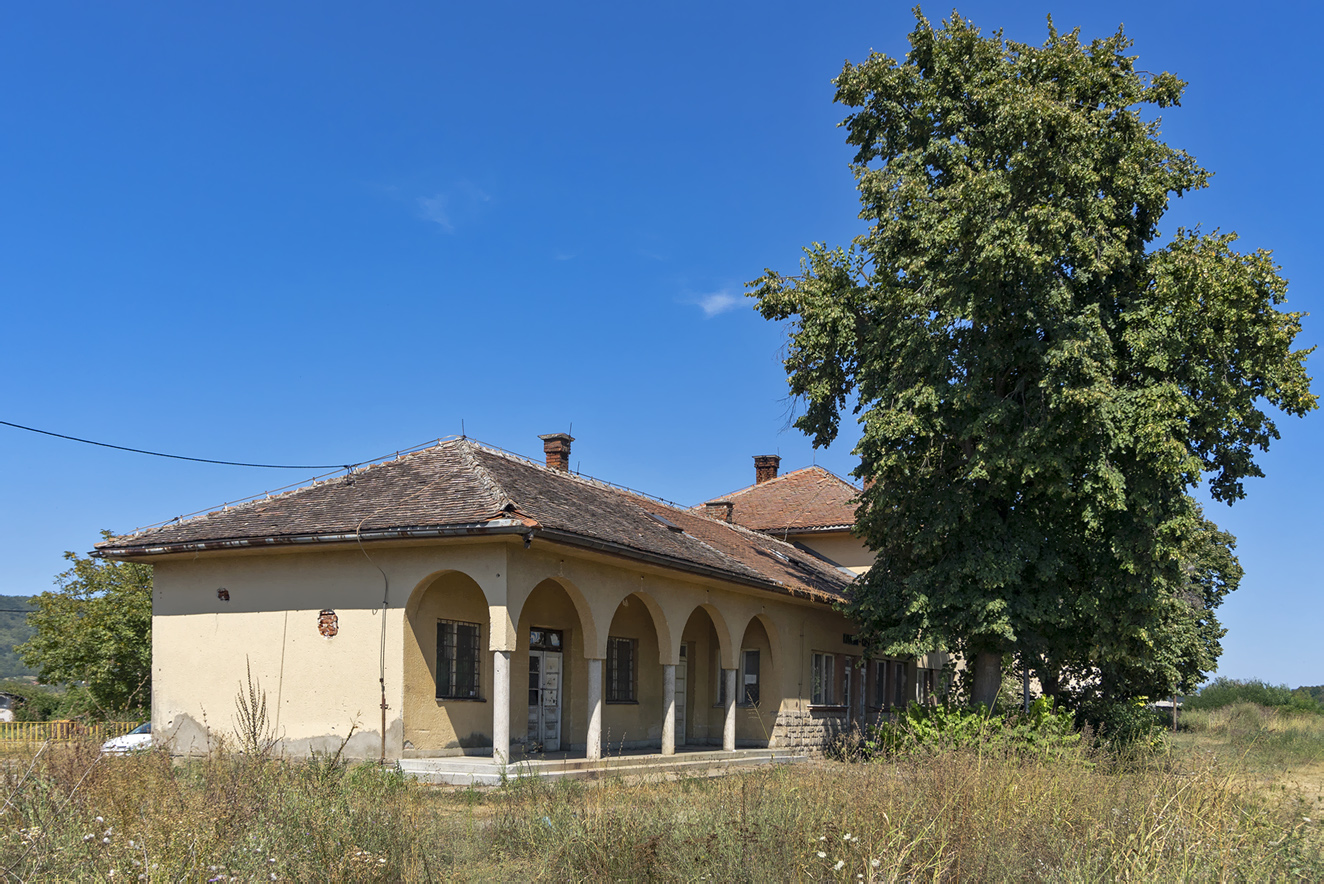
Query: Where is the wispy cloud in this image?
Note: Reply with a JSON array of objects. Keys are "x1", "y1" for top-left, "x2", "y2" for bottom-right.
[
  {"x1": 693, "y1": 290, "x2": 744, "y2": 318},
  {"x1": 416, "y1": 180, "x2": 492, "y2": 233},
  {"x1": 417, "y1": 194, "x2": 453, "y2": 232},
  {"x1": 553, "y1": 250, "x2": 576, "y2": 261}
]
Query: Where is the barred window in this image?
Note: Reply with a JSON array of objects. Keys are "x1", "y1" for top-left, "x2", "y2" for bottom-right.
[
  {"x1": 436, "y1": 619, "x2": 481, "y2": 700},
  {"x1": 606, "y1": 636, "x2": 636, "y2": 702}
]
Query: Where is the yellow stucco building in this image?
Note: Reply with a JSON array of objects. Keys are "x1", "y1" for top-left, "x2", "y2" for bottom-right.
[{"x1": 97, "y1": 434, "x2": 942, "y2": 767}]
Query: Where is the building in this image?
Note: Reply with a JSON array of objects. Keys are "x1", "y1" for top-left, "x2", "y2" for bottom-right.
[
  {"x1": 701, "y1": 455, "x2": 946, "y2": 708},
  {"x1": 96, "y1": 434, "x2": 943, "y2": 767}
]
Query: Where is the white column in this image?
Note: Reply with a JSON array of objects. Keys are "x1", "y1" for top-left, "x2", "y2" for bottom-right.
[
  {"x1": 586, "y1": 658, "x2": 603, "y2": 761},
  {"x1": 723, "y1": 668, "x2": 737, "y2": 751},
  {"x1": 857, "y1": 660, "x2": 867, "y2": 728},
  {"x1": 661, "y1": 663, "x2": 676, "y2": 756},
  {"x1": 492, "y1": 650, "x2": 511, "y2": 766}
]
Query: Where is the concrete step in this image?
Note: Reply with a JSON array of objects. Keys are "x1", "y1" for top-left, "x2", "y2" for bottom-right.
[{"x1": 399, "y1": 750, "x2": 809, "y2": 786}]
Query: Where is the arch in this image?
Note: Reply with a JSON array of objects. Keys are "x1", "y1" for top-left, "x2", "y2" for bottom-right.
[
  {"x1": 402, "y1": 569, "x2": 494, "y2": 753},
  {"x1": 736, "y1": 612, "x2": 783, "y2": 677},
  {"x1": 622, "y1": 591, "x2": 674, "y2": 666},
  {"x1": 686, "y1": 602, "x2": 736, "y2": 670},
  {"x1": 513, "y1": 575, "x2": 599, "y2": 659},
  {"x1": 406, "y1": 568, "x2": 491, "y2": 614}
]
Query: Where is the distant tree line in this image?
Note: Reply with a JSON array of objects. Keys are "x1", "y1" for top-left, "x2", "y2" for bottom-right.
[{"x1": 1185, "y1": 678, "x2": 1324, "y2": 713}]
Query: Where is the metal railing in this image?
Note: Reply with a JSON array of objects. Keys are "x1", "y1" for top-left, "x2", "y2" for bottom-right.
[{"x1": 0, "y1": 720, "x2": 139, "y2": 744}]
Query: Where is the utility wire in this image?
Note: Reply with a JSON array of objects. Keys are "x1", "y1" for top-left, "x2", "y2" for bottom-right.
[{"x1": 1, "y1": 420, "x2": 355, "y2": 470}]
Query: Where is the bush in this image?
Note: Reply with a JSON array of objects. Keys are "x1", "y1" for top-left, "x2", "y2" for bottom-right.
[
  {"x1": 859, "y1": 697, "x2": 1081, "y2": 760},
  {"x1": 1186, "y1": 678, "x2": 1323, "y2": 713}
]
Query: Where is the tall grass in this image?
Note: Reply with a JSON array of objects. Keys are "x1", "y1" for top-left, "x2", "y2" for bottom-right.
[
  {"x1": 1181, "y1": 702, "x2": 1324, "y2": 770},
  {"x1": 0, "y1": 736, "x2": 1317, "y2": 881}
]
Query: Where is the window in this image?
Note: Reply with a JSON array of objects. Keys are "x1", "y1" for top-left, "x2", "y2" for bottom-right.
[
  {"x1": 874, "y1": 659, "x2": 889, "y2": 709},
  {"x1": 740, "y1": 649, "x2": 760, "y2": 706},
  {"x1": 892, "y1": 660, "x2": 909, "y2": 709},
  {"x1": 811, "y1": 652, "x2": 834, "y2": 705},
  {"x1": 606, "y1": 636, "x2": 636, "y2": 702},
  {"x1": 436, "y1": 619, "x2": 481, "y2": 700}
]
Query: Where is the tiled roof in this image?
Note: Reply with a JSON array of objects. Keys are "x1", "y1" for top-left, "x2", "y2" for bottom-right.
[
  {"x1": 96, "y1": 439, "x2": 850, "y2": 603},
  {"x1": 701, "y1": 466, "x2": 860, "y2": 534}
]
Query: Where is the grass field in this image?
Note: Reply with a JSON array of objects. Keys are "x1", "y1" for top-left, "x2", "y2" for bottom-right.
[{"x1": 0, "y1": 712, "x2": 1318, "y2": 881}]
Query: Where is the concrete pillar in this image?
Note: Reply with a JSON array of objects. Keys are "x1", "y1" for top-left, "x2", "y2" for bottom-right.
[
  {"x1": 661, "y1": 663, "x2": 676, "y2": 756},
  {"x1": 492, "y1": 650, "x2": 511, "y2": 766},
  {"x1": 586, "y1": 658, "x2": 603, "y2": 761},
  {"x1": 723, "y1": 668, "x2": 737, "y2": 751}
]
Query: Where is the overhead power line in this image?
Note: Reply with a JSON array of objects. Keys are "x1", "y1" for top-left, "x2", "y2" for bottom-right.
[{"x1": 1, "y1": 420, "x2": 355, "y2": 470}]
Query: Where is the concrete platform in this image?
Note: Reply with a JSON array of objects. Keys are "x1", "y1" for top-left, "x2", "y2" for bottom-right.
[{"x1": 398, "y1": 747, "x2": 809, "y2": 786}]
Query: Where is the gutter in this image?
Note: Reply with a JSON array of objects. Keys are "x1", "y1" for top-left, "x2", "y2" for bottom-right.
[
  {"x1": 92, "y1": 520, "x2": 532, "y2": 558},
  {"x1": 533, "y1": 528, "x2": 844, "y2": 604},
  {"x1": 95, "y1": 521, "x2": 848, "y2": 605}
]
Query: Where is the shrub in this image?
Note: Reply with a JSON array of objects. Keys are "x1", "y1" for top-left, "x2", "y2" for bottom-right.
[
  {"x1": 1186, "y1": 678, "x2": 1323, "y2": 713},
  {"x1": 859, "y1": 697, "x2": 1081, "y2": 760}
]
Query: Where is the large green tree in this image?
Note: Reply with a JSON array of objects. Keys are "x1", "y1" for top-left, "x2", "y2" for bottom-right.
[
  {"x1": 751, "y1": 12, "x2": 1315, "y2": 706},
  {"x1": 18, "y1": 534, "x2": 152, "y2": 713}
]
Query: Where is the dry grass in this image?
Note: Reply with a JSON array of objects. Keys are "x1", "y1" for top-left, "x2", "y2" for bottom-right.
[{"x1": 0, "y1": 732, "x2": 1317, "y2": 881}]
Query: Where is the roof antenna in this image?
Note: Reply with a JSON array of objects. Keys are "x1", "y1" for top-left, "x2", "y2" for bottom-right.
[{"x1": 461, "y1": 419, "x2": 466, "y2": 439}]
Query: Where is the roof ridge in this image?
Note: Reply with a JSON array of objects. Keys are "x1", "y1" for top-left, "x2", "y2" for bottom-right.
[
  {"x1": 456, "y1": 438, "x2": 520, "y2": 516},
  {"x1": 105, "y1": 437, "x2": 464, "y2": 541},
  {"x1": 470, "y1": 443, "x2": 843, "y2": 584},
  {"x1": 698, "y1": 463, "x2": 860, "y2": 507},
  {"x1": 470, "y1": 441, "x2": 690, "y2": 510}
]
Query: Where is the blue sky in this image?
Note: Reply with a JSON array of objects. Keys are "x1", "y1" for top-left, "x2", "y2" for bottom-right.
[{"x1": 2, "y1": 2, "x2": 1319, "y2": 687}]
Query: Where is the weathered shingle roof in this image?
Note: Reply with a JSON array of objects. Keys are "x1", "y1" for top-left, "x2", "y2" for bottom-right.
[
  {"x1": 96, "y1": 439, "x2": 850, "y2": 603},
  {"x1": 701, "y1": 466, "x2": 861, "y2": 534}
]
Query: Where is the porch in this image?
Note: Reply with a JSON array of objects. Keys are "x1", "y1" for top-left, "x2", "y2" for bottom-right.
[{"x1": 398, "y1": 745, "x2": 810, "y2": 786}]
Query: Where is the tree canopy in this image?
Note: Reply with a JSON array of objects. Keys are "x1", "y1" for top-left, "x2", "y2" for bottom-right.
[
  {"x1": 18, "y1": 534, "x2": 152, "y2": 714},
  {"x1": 751, "y1": 11, "x2": 1315, "y2": 705}
]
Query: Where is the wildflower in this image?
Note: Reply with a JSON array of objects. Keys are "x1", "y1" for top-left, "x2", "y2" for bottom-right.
[
  {"x1": 871, "y1": 858, "x2": 881, "y2": 868},
  {"x1": 834, "y1": 860, "x2": 845, "y2": 871},
  {"x1": 270, "y1": 874, "x2": 277, "y2": 881},
  {"x1": 103, "y1": 837, "x2": 111, "y2": 844},
  {"x1": 96, "y1": 817, "x2": 105, "y2": 823},
  {"x1": 818, "y1": 835, "x2": 827, "y2": 841},
  {"x1": 83, "y1": 834, "x2": 95, "y2": 842},
  {"x1": 843, "y1": 833, "x2": 853, "y2": 841},
  {"x1": 1305, "y1": 818, "x2": 1313, "y2": 824},
  {"x1": 816, "y1": 851, "x2": 827, "y2": 858}
]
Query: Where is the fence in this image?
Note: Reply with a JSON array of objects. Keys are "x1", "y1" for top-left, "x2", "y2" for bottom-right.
[{"x1": 0, "y1": 720, "x2": 139, "y2": 744}]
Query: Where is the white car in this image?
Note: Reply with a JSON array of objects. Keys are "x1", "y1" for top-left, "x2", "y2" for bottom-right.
[{"x1": 101, "y1": 722, "x2": 151, "y2": 754}]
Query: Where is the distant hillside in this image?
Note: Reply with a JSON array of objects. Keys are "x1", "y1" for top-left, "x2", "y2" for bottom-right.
[{"x1": 0, "y1": 595, "x2": 36, "y2": 679}]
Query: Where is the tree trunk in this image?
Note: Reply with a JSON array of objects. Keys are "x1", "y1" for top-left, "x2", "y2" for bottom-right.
[
  {"x1": 971, "y1": 651, "x2": 1002, "y2": 710},
  {"x1": 1036, "y1": 664, "x2": 1061, "y2": 702}
]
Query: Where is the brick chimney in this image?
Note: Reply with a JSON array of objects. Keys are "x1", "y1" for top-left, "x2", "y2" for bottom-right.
[
  {"x1": 704, "y1": 500, "x2": 734, "y2": 523},
  {"x1": 753, "y1": 455, "x2": 781, "y2": 485},
  {"x1": 538, "y1": 433, "x2": 574, "y2": 471}
]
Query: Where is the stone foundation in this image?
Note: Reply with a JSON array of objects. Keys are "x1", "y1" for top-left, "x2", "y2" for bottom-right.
[{"x1": 768, "y1": 707, "x2": 859, "y2": 752}]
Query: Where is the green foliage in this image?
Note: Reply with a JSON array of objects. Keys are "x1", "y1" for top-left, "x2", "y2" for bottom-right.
[
  {"x1": 0, "y1": 595, "x2": 36, "y2": 679},
  {"x1": 750, "y1": 11, "x2": 1315, "y2": 703},
  {"x1": 1073, "y1": 696, "x2": 1169, "y2": 752},
  {"x1": 862, "y1": 697, "x2": 1081, "y2": 759},
  {"x1": 16, "y1": 533, "x2": 151, "y2": 715},
  {"x1": 1186, "y1": 677, "x2": 1323, "y2": 713},
  {"x1": 1298, "y1": 685, "x2": 1324, "y2": 705}
]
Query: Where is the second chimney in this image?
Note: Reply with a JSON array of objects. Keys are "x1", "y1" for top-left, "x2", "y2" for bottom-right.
[
  {"x1": 539, "y1": 433, "x2": 574, "y2": 471},
  {"x1": 753, "y1": 454, "x2": 781, "y2": 485}
]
